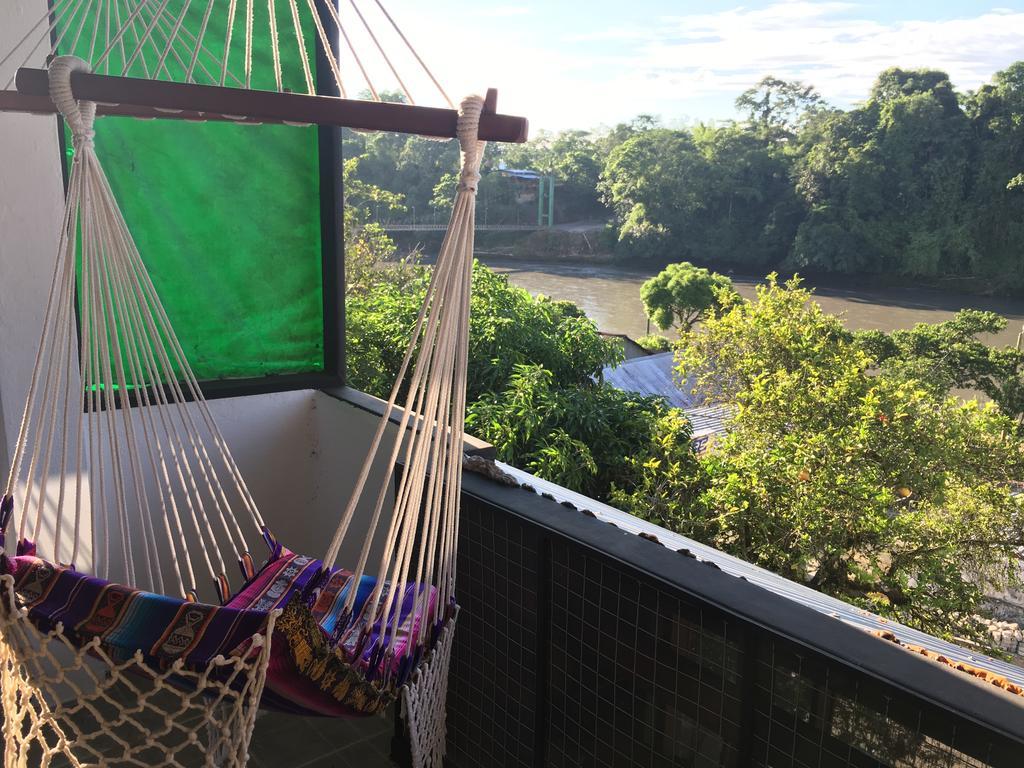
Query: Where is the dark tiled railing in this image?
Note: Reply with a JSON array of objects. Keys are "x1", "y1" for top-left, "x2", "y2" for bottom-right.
[{"x1": 445, "y1": 470, "x2": 1024, "y2": 768}]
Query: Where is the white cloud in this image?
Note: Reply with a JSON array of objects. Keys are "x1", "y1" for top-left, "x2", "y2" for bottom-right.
[
  {"x1": 623, "y1": 4, "x2": 1024, "y2": 106},
  {"x1": 340, "y1": 2, "x2": 1024, "y2": 130}
]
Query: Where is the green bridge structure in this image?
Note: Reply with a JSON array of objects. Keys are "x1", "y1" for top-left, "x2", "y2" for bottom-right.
[{"x1": 379, "y1": 167, "x2": 555, "y2": 232}]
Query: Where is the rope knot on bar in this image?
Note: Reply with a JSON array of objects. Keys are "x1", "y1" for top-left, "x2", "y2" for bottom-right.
[
  {"x1": 48, "y1": 56, "x2": 95, "y2": 149},
  {"x1": 456, "y1": 95, "x2": 485, "y2": 192}
]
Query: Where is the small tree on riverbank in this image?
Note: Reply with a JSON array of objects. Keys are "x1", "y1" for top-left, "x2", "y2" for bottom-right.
[{"x1": 640, "y1": 262, "x2": 734, "y2": 332}]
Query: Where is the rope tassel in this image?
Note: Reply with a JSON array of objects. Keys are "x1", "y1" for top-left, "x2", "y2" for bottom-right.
[
  {"x1": 4, "y1": 56, "x2": 266, "y2": 601},
  {"x1": 319, "y1": 95, "x2": 484, "y2": 767},
  {"x1": 323, "y1": 92, "x2": 485, "y2": 614}
]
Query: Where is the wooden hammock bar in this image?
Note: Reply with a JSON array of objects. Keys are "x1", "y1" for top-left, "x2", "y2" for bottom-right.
[{"x1": 4, "y1": 67, "x2": 528, "y2": 142}]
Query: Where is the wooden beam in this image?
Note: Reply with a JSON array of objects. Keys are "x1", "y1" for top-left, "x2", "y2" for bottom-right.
[
  {"x1": 8, "y1": 68, "x2": 530, "y2": 143},
  {"x1": 0, "y1": 89, "x2": 269, "y2": 123},
  {"x1": 0, "y1": 90, "x2": 60, "y2": 117}
]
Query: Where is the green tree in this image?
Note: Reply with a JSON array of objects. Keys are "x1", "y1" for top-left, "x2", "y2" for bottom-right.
[
  {"x1": 466, "y1": 364, "x2": 679, "y2": 499},
  {"x1": 342, "y1": 157, "x2": 405, "y2": 292},
  {"x1": 599, "y1": 129, "x2": 701, "y2": 260},
  {"x1": 691, "y1": 124, "x2": 804, "y2": 265},
  {"x1": 735, "y1": 76, "x2": 824, "y2": 142},
  {"x1": 600, "y1": 125, "x2": 801, "y2": 266},
  {"x1": 855, "y1": 310, "x2": 1024, "y2": 423},
  {"x1": 677, "y1": 274, "x2": 853, "y2": 402},
  {"x1": 963, "y1": 62, "x2": 1024, "y2": 290},
  {"x1": 790, "y1": 68, "x2": 973, "y2": 277},
  {"x1": 593, "y1": 114, "x2": 661, "y2": 160},
  {"x1": 347, "y1": 262, "x2": 622, "y2": 403},
  {"x1": 609, "y1": 409, "x2": 704, "y2": 532},
  {"x1": 664, "y1": 277, "x2": 1024, "y2": 642},
  {"x1": 640, "y1": 262, "x2": 733, "y2": 331}
]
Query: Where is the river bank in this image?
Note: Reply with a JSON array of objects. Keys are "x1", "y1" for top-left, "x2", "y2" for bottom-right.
[
  {"x1": 479, "y1": 257, "x2": 1024, "y2": 348},
  {"x1": 395, "y1": 227, "x2": 1020, "y2": 298}
]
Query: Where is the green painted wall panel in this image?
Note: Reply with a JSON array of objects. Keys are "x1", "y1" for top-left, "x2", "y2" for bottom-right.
[{"x1": 60, "y1": 2, "x2": 326, "y2": 381}]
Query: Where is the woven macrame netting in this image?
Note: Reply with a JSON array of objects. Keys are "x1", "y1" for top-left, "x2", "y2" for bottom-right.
[
  {"x1": 400, "y1": 608, "x2": 457, "y2": 768},
  {"x1": 0, "y1": 576, "x2": 274, "y2": 768}
]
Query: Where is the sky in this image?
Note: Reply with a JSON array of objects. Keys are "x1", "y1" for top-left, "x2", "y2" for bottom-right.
[{"x1": 344, "y1": 0, "x2": 1024, "y2": 132}]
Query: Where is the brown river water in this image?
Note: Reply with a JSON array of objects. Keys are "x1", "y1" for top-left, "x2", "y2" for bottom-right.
[{"x1": 483, "y1": 258, "x2": 1024, "y2": 347}]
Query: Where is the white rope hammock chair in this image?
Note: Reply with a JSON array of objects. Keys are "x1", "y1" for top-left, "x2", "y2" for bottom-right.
[{"x1": 0, "y1": 2, "x2": 509, "y2": 766}]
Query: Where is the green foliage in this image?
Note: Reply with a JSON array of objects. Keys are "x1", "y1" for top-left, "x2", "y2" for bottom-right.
[
  {"x1": 599, "y1": 125, "x2": 802, "y2": 266},
  {"x1": 342, "y1": 157, "x2": 405, "y2": 292},
  {"x1": 855, "y1": 310, "x2": 1024, "y2": 423},
  {"x1": 790, "y1": 68, "x2": 975, "y2": 277},
  {"x1": 660, "y1": 277, "x2": 1024, "y2": 642},
  {"x1": 343, "y1": 129, "x2": 460, "y2": 227},
  {"x1": 466, "y1": 266, "x2": 623, "y2": 399},
  {"x1": 429, "y1": 173, "x2": 459, "y2": 210},
  {"x1": 608, "y1": 410, "x2": 705, "y2": 532},
  {"x1": 346, "y1": 262, "x2": 622, "y2": 403},
  {"x1": 677, "y1": 274, "x2": 853, "y2": 403},
  {"x1": 348, "y1": 255, "x2": 674, "y2": 502},
  {"x1": 636, "y1": 334, "x2": 673, "y2": 353},
  {"x1": 640, "y1": 262, "x2": 734, "y2": 331},
  {"x1": 961, "y1": 62, "x2": 1024, "y2": 290},
  {"x1": 735, "y1": 76, "x2": 824, "y2": 142},
  {"x1": 599, "y1": 129, "x2": 701, "y2": 260},
  {"x1": 466, "y1": 364, "x2": 675, "y2": 499}
]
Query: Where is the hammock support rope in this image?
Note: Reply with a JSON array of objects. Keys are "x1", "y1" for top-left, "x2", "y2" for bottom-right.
[
  {"x1": 0, "y1": 0, "x2": 528, "y2": 142},
  {"x1": 0, "y1": 24, "x2": 498, "y2": 761}
]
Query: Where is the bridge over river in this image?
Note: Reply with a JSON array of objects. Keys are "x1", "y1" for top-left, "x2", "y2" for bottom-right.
[
  {"x1": 379, "y1": 220, "x2": 606, "y2": 233},
  {"x1": 381, "y1": 223, "x2": 543, "y2": 232}
]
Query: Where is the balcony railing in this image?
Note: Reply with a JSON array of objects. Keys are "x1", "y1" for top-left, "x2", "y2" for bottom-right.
[{"x1": 442, "y1": 443, "x2": 1024, "y2": 768}]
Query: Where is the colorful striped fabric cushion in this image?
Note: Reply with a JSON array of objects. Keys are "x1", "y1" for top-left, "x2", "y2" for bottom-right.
[
  {"x1": 226, "y1": 543, "x2": 438, "y2": 716},
  {"x1": 4, "y1": 554, "x2": 268, "y2": 668},
  {"x1": 3, "y1": 537, "x2": 439, "y2": 717}
]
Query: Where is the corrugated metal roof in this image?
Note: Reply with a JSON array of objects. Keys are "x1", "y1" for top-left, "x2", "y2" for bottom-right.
[
  {"x1": 602, "y1": 352, "x2": 696, "y2": 409},
  {"x1": 494, "y1": 460, "x2": 1024, "y2": 689},
  {"x1": 682, "y1": 404, "x2": 732, "y2": 436}
]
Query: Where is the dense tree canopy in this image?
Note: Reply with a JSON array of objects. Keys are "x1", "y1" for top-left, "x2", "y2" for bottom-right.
[
  {"x1": 640, "y1": 262, "x2": 733, "y2": 331},
  {"x1": 347, "y1": 261, "x2": 621, "y2": 403},
  {"x1": 790, "y1": 68, "x2": 974, "y2": 276},
  {"x1": 599, "y1": 125, "x2": 802, "y2": 264},
  {"x1": 344, "y1": 61, "x2": 1023, "y2": 289},
  {"x1": 963, "y1": 62, "x2": 1024, "y2": 288},
  {"x1": 662, "y1": 277, "x2": 1024, "y2": 642}
]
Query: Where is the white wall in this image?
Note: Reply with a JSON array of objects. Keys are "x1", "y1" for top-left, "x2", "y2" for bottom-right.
[
  {"x1": 0, "y1": 0, "x2": 68, "y2": 474},
  {"x1": 92, "y1": 390, "x2": 397, "y2": 599},
  {"x1": 1, "y1": 0, "x2": 88, "y2": 568},
  {"x1": 201, "y1": 390, "x2": 396, "y2": 579}
]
